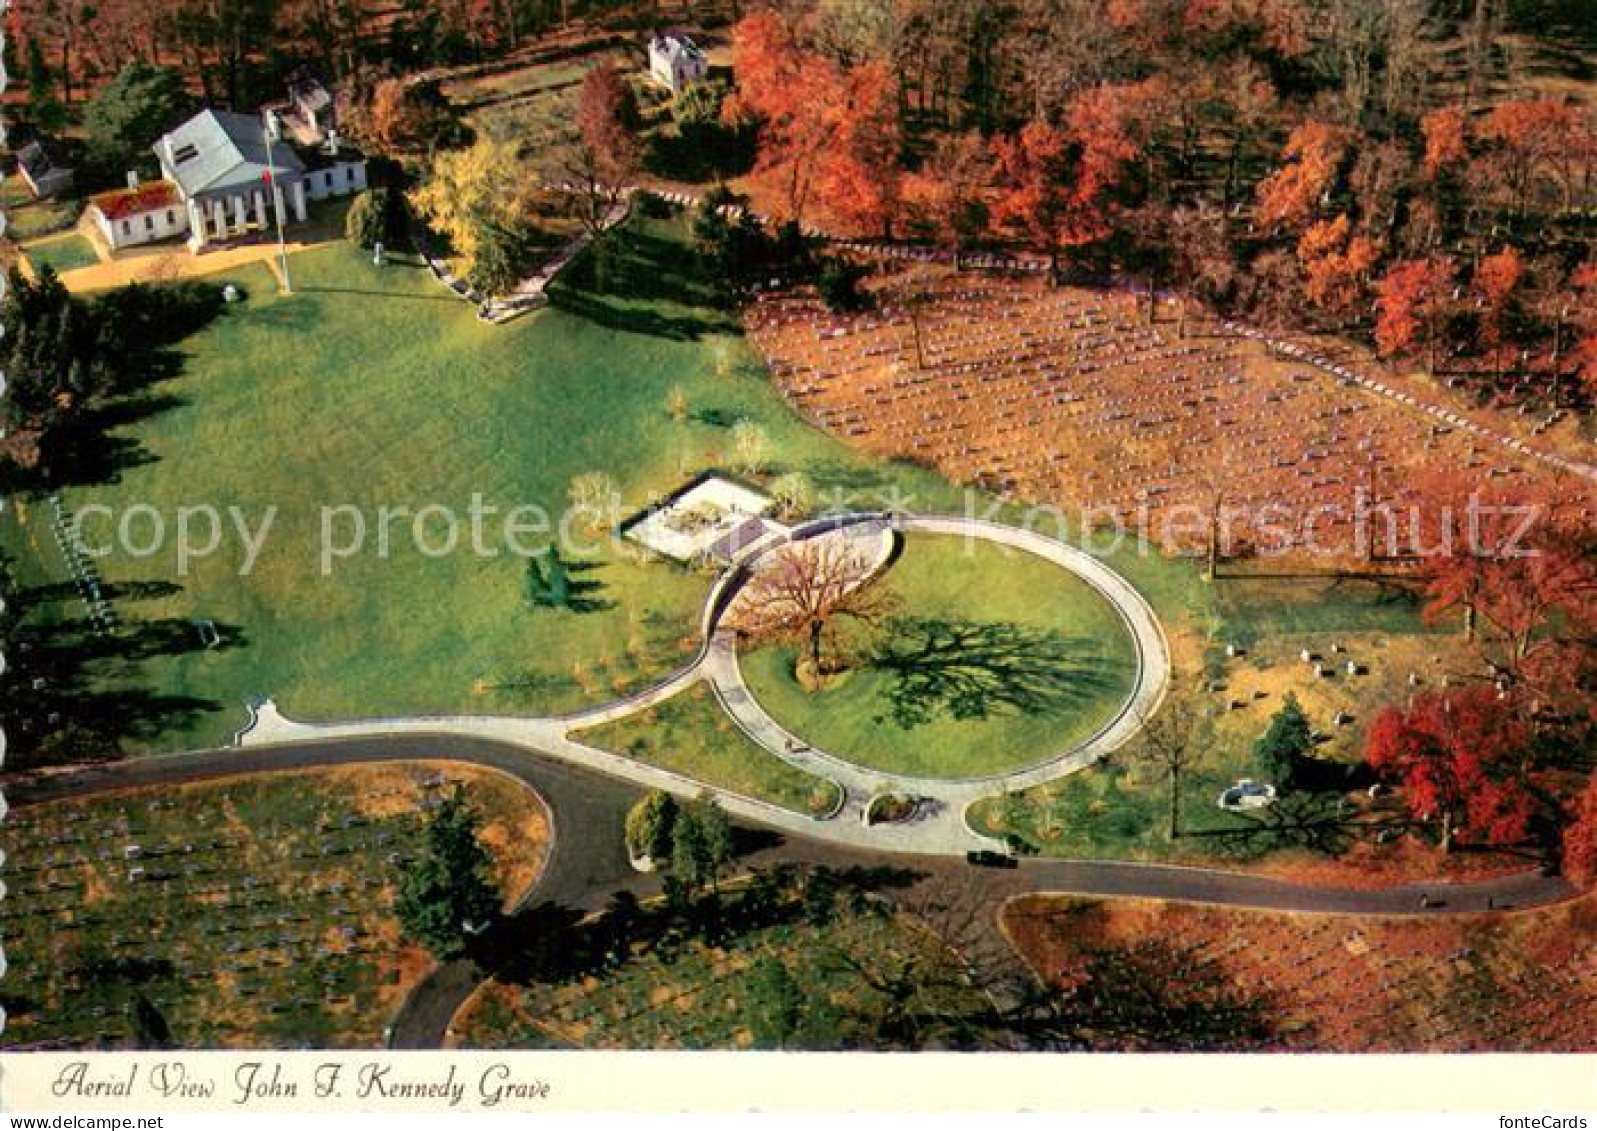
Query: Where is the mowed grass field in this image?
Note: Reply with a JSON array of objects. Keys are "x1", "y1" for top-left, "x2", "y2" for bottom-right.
[
  {"x1": 739, "y1": 534, "x2": 1141, "y2": 779},
  {"x1": 0, "y1": 201, "x2": 1479, "y2": 874},
  {"x1": 574, "y1": 682, "x2": 843, "y2": 816},
  {"x1": 25, "y1": 232, "x2": 100, "y2": 276},
  {"x1": 0, "y1": 763, "x2": 546, "y2": 1050},
  {"x1": 3, "y1": 214, "x2": 963, "y2": 750},
  {"x1": 967, "y1": 574, "x2": 1463, "y2": 862}
]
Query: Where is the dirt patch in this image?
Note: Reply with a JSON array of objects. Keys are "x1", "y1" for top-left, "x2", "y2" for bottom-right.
[{"x1": 746, "y1": 270, "x2": 1565, "y2": 566}]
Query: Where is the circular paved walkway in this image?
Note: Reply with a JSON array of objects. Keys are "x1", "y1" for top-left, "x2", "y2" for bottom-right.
[{"x1": 700, "y1": 512, "x2": 1171, "y2": 838}]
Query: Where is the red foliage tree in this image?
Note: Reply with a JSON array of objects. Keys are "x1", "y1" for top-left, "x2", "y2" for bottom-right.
[
  {"x1": 1297, "y1": 214, "x2": 1379, "y2": 325},
  {"x1": 730, "y1": 9, "x2": 842, "y2": 223},
  {"x1": 1420, "y1": 105, "x2": 1468, "y2": 180},
  {"x1": 1254, "y1": 120, "x2": 1349, "y2": 232},
  {"x1": 904, "y1": 131, "x2": 992, "y2": 267},
  {"x1": 1479, "y1": 99, "x2": 1585, "y2": 218},
  {"x1": 1414, "y1": 472, "x2": 1595, "y2": 702},
  {"x1": 1473, "y1": 246, "x2": 1525, "y2": 378},
  {"x1": 1571, "y1": 259, "x2": 1597, "y2": 400},
  {"x1": 815, "y1": 61, "x2": 903, "y2": 238},
  {"x1": 570, "y1": 62, "x2": 640, "y2": 234},
  {"x1": 990, "y1": 120, "x2": 1073, "y2": 275},
  {"x1": 1374, "y1": 256, "x2": 1456, "y2": 374},
  {"x1": 1065, "y1": 79, "x2": 1156, "y2": 214},
  {"x1": 1365, "y1": 688, "x2": 1534, "y2": 852},
  {"x1": 732, "y1": 10, "x2": 904, "y2": 235},
  {"x1": 1563, "y1": 774, "x2": 1597, "y2": 886}
]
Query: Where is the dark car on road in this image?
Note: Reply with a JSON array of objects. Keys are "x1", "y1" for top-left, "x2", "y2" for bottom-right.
[{"x1": 966, "y1": 850, "x2": 1018, "y2": 869}]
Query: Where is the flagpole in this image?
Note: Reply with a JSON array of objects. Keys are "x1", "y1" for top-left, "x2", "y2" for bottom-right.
[{"x1": 264, "y1": 110, "x2": 293, "y2": 295}]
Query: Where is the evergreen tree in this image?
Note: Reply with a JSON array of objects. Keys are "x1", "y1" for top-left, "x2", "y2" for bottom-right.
[
  {"x1": 24, "y1": 39, "x2": 63, "y2": 130},
  {"x1": 1255, "y1": 693, "x2": 1314, "y2": 791},
  {"x1": 525, "y1": 548, "x2": 573, "y2": 610},
  {"x1": 394, "y1": 786, "x2": 502, "y2": 959},
  {"x1": 84, "y1": 62, "x2": 190, "y2": 174}
]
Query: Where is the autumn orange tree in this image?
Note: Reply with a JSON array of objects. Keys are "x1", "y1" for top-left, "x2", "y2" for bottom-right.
[
  {"x1": 1297, "y1": 214, "x2": 1379, "y2": 328},
  {"x1": 904, "y1": 131, "x2": 992, "y2": 268},
  {"x1": 1478, "y1": 99, "x2": 1588, "y2": 220},
  {"x1": 569, "y1": 62, "x2": 641, "y2": 236},
  {"x1": 1365, "y1": 688, "x2": 1535, "y2": 853},
  {"x1": 1374, "y1": 256, "x2": 1457, "y2": 375},
  {"x1": 814, "y1": 62, "x2": 904, "y2": 238},
  {"x1": 989, "y1": 121, "x2": 1077, "y2": 278},
  {"x1": 1473, "y1": 247, "x2": 1525, "y2": 380},
  {"x1": 1413, "y1": 472, "x2": 1596, "y2": 704},
  {"x1": 731, "y1": 9, "x2": 904, "y2": 232},
  {"x1": 1564, "y1": 774, "x2": 1597, "y2": 886},
  {"x1": 1571, "y1": 259, "x2": 1597, "y2": 402},
  {"x1": 1420, "y1": 104, "x2": 1468, "y2": 181},
  {"x1": 1254, "y1": 121, "x2": 1349, "y2": 233}
]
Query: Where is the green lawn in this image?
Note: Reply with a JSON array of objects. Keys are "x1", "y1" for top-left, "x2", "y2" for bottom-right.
[
  {"x1": 739, "y1": 534, "x2": 1141, "y2": 779},
  {"x1": 0, "y1": 199, "x2": 1472, "y2": 877},
  {"x1": 573, "y1": 684, "x2": 842, "y2": 817},
  {"x1": 25, "y1": 232, "x2": 99, "y2": 276},
  {"x1": 6, "y1": 215, "x2": 964, "y2": 751},
  {"x1": 3, "y1": 176, "x2": 80, "y2": 240}
]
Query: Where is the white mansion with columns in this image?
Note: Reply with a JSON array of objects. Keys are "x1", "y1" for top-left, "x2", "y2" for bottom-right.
[
  {"x1": 86, "y1": 106, "x2": 368, "y2": 254},
  {"x1": 157, "y1": 108, "x2": 367, "y2": 251}
]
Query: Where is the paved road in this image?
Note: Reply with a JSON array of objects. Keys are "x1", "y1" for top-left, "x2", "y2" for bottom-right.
[{"x1": 5, "y1": 735, "x2": 1577, "y2": 1049}]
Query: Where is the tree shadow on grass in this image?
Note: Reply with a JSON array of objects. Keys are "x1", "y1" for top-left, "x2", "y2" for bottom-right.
[
  {"x1": 544, "y1": 557, "x2": 616, "y2": 615},
  {"x1": 1188, "y1": 790, "x2": 1367, "y2": 859},
  {"x1": 0, "y1": 580, "x2": 241, "y2": 771},
  {"x1": 1004, "y1": 935, "x2": 1285, "y2": 1051},
  {"x1": 866, "y1": 618, "x2": 1130, "y2": 731},
  {"x1": 547, "y1": 286, "x2": 727, "y2": 342}
]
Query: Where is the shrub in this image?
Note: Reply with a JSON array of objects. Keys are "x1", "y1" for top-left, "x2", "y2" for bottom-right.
[
  {"x1": 625, "y1": 791, "x2": 678, "y2": 863},
  {"x1": 467, "y1": 219, "x2": 532, "y2": 296},
  {"x1": 635, "y1": 190, "x2": 674, "y2": 219},
  {"x1": 344, "y1": 188, "x2": 401, "y2": 249}
]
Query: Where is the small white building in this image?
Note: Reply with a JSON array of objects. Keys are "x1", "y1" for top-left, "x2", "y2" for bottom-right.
[
  {"x1": 648, "y1": 33, "x2": 708, "y2": 94},
  {"x1": 86, "y1": 180, "x2": 187, "y2": 251},
  {"x1": 299, "y1": 133, "x2": 368, "y2": 203}
]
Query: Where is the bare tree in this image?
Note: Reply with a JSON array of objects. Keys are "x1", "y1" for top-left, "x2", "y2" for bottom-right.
[
  {"x1": 1134, "y1": 691, "x2": 1203, "y2": 841},
  {"x1": 725, "y1": 534, "x2": 896, "y2": 679}
]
